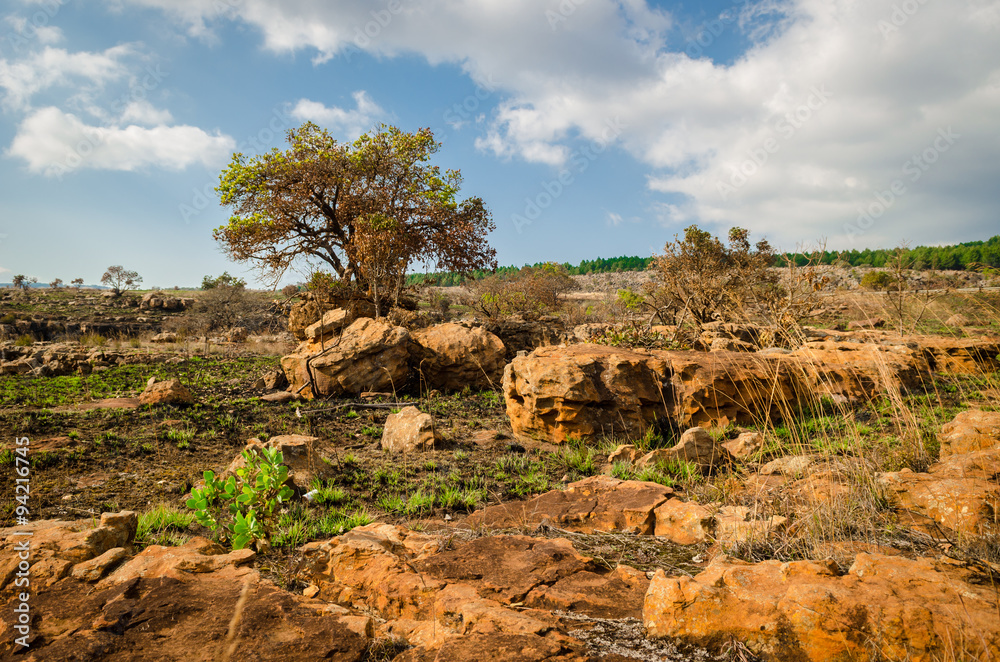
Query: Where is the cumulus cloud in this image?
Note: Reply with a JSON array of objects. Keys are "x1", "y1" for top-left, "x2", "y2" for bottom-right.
[
  {"x1": 290, "y1": 91, "x2": 385, "y2": 139},
  {"x1": 119, "y1": 99, "x2": 173, "y2": 125},
  {"x1": 107, "y1": 0, "x2": 1000, "y2": 247},
  {"x1": 0, "y1": 45, "x2": 134, "y2": 111},
  {"x1": 8, "y1": 106, "x2": 235, "y2": 176}
]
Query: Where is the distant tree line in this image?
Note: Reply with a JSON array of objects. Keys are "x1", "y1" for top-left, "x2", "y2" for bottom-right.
[
  {"x1": 406, "y1": 235, "x2": 1000, "y2": 286},
  {"x1": 406, "y1": 255, "x2": 655, "y2": 286},
  {"x1": 780, "y1": 235, "x2": 1000, "y2": 271}
]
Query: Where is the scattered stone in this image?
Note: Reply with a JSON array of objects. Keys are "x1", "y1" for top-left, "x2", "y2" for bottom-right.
[
  {"x1": 149, "y1": 332, "x2": 178, "y2": 343},
  {"x1": 721, "y1": 431, "x2": 764, "y2": 460},
  {"x1": 260, "y1": 391, "x2": 298, "y2": 404},
  {"x1": 381, "y1": 407, "x2": 438, "y2": 453},
  {"x1": 653, "y1": 498, "x2": 714, "y2": 544},
  {"x1": 226, "y1": 326, "x2": 248, "y2": 343},
  {"x1": 635, "y1": 427, "x2": 731, "y2": 473},
  {"x1": 138, "y1": 379, "x2": 194, "y2": 406},
  {"x1": 945, "y1": 313, "x2": 970, "y2": 327},
  {"x1": 607, "y1": 444, "x2": 641, "y2": 464},
  {"x1": 713, "y1": 505, "x2": 788, "y2": 545},
  {"x1": 847, "y1": 316, "x2": 886, "y2": 330}
]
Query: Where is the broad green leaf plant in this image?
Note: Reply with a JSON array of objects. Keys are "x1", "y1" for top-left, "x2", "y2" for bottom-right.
[{"x1": 186, "y1": 446, "x2": 294, "y2": 550}]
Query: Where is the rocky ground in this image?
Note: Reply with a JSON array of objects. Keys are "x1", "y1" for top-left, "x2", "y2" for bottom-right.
[{"x1": 1, "y1": 287, "x2": 999, "y2": 661}]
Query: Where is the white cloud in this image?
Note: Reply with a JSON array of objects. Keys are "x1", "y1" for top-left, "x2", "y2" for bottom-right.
[
  {"x1": 119, "y1": 99, "x2": 173, "y2": 125},
  {"x1": 8, "y1": 106, "x2": 235, "y2": 176},
  {"x1": 108, "y1": 0, "x2": 1000, "y2": 247},
  {"x1": 290, "y1": 91, "x2": 385, "y2": 139},
  {"x1": 0, "y1": 45, "x2": 134, "y2": 111},
  {"x1": 3, "y1": 15, "x2": 64, "y2": 45}
]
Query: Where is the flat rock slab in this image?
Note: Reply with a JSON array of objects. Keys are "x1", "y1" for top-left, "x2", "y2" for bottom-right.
[
  {"x1": 465, "y1": 476, "x2": 673, "y2": 534},
  {"x1": 644, "y1": 552, "x2": 1000, "y2": 662}
]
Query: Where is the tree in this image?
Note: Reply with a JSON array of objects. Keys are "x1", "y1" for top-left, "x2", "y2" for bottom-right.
[
  {"x1": 49, "y1": 278, "x2": 63, "y2": 289},
  {"x1": 345, "y1": 212, "x2": 412, "y2": 316},
  {"x1": 202, "y1": 272, "x2": 247, "y2": 290},
  {"x1": 101, "y1": 266, "x2": 142, "y2": 296},
  {"x1": 646, "y1": 225, "x2": 777, "y2": 325},
  {"x1": 11, "y1": 275, "x2": 26, "y2": 290},
  {"x1": 214, "y1": 123, "x2": 496, "y2": 292},
  {"x1": 71, "y1": 278, "x2": 84, "y2": 289}
]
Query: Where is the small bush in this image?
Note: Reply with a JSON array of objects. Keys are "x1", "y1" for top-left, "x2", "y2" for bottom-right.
[
  {"x1": 14, "y1": 334, "x2": 33, "y2": 347},
  {"x1": 860, "y1": 271, "x2": 895, "y2": 291},
  {"x1": 466, "y1": 262, "x2": 577, "y2": 319},
  {"x1": 186, "y1": 447, "x2": 294, "y2": 550}
]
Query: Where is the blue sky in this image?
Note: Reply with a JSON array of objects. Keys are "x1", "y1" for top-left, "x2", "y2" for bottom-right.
[{"x1": 1, "y1": 0, "x2": 998, "y2": 288}]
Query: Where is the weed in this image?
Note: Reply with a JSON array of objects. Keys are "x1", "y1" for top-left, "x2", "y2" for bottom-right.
[
  {"x1": 137, "y1": 504, "x2": 194, "y2": 547},
  {"x1": 361, "y1": 425, "x2": 382, "y2": 438},
  {"x1": 14, "y1": 334, "x2": 33, "y2": 347}
]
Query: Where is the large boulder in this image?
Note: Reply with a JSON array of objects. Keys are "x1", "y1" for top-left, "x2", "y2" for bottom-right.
[
  {"x1": 410, "y1": 323, "x2": 506, "y2": 391},
  {"x1": 503, "y1": 345, "x2": 807, "y2": 444},
  {"x1": 787, "y1": 340, "x2": 932, "y2": 400},
  {"x1": 282, "y1": 318, "x2": 410, "y2": 399},
  {"x1": 644, "y1": 553, "x2": 1000, "y2": 662},
  {"x1": 502, "y1": 344, "x2": 674, "y2": 444},
  {"x1": 288, "y1": 295, "x2": 376, "y2": 340}
]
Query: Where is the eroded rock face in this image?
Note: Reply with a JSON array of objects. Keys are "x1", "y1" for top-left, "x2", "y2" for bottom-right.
[
  {"x1": 465, "y1": 475, "x2": 673, "y2": 534},
  {"x1": 282, "y1": 317, "x2": 411, "y2": 399},
  {"x1": 644, "y1": 553, "x2": 1000, "y2": 662},
  {"x1": 503, "y1": 345, "x2": 807, "y2": 443},
  {"x1": 502, "y1": 344, "x2": 674, "y2": 444},
  {"x1": 410, "y1": 323, "x2": 506, "y2": 391},
  {"x1": 939, "y1": 409, "x2": 1000, "y2": 457}
]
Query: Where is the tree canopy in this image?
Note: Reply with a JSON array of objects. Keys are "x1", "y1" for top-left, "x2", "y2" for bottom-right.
[{"x1": 214, "y1": 123, "x2": 496, "y2": 291}]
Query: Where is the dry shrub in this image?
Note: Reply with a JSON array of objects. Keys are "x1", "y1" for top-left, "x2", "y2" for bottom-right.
[
  {"x1": 466, "y1": 262, "x2": 577, "y2": 320},
  {"x1": 166, "y1": 285, "x2": 279, "y2": 335}
]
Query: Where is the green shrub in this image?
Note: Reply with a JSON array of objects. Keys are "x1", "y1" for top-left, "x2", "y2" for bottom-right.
[
  {"x1": 186, "y1": 447, "x2": 294, "y2": 550},
  {"x1": 14, "y1": 335, "x2": 33, "y2": 347}
]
